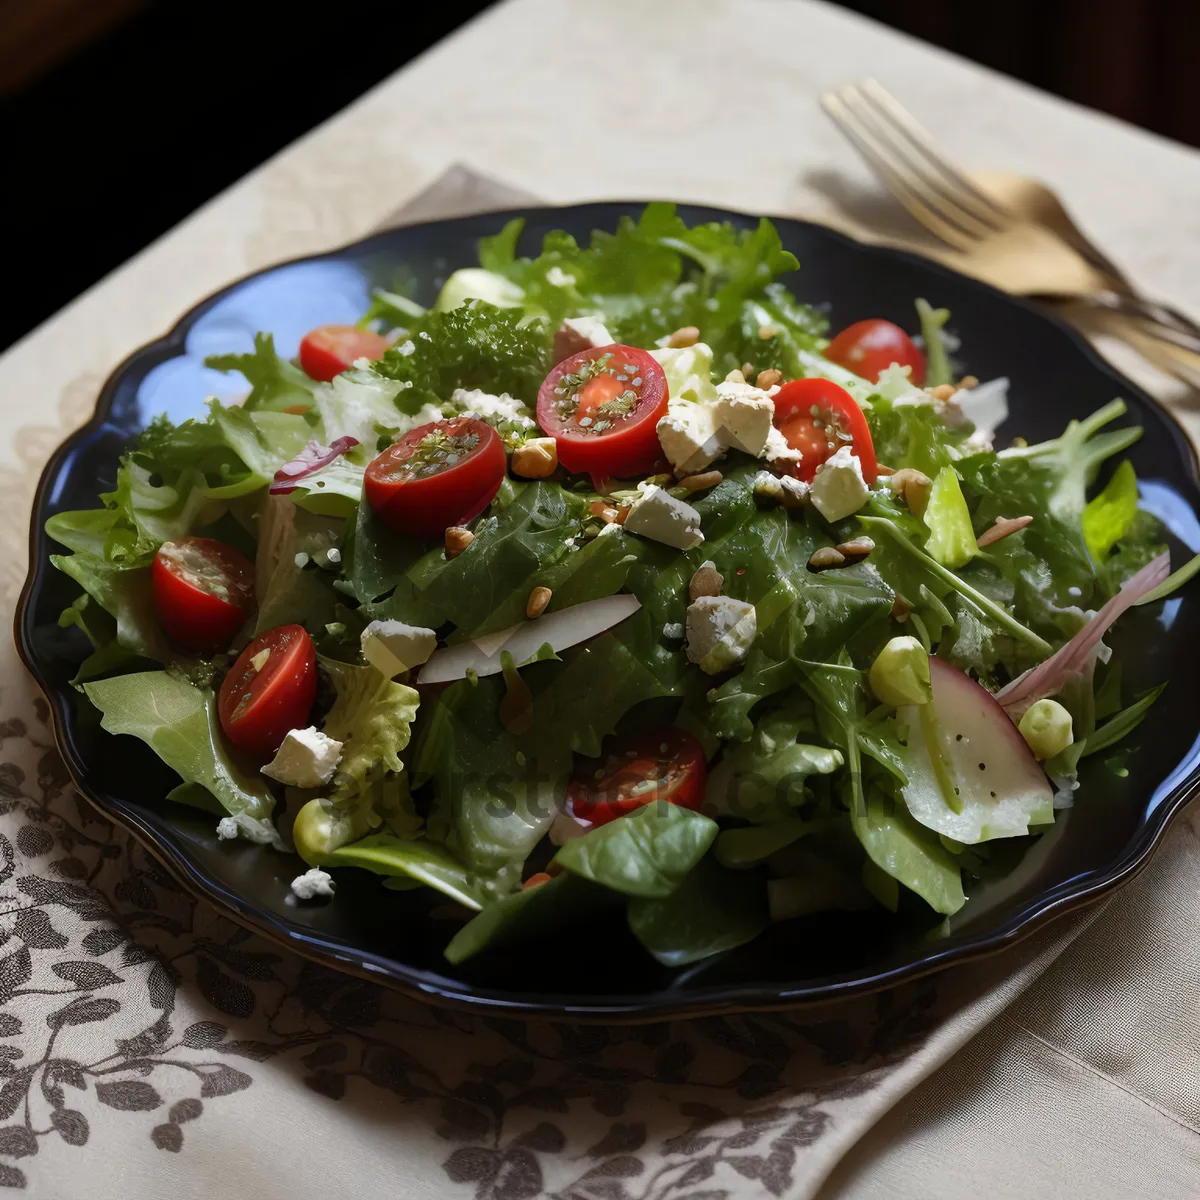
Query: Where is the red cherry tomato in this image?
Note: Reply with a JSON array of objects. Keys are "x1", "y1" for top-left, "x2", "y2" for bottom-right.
[
  {"x1": 771, "y1": 378, "x2": 878, "y2": 484},
  {"x1": 151, "y1": 537, "x2": 255, "y2": 652},
  {"x1": 218, "y1": 625, "x2": 317, "y2": 759},
  {"x1": 825, "y1": 319, "x2": 925, "y2": 386},
  {"x1": 363, "y1": 417, "x2": 506, "y2": 539},
  {"x1": 298, "y1": 325, "x2": 390, "y2": 382},
  {"x1": 537, "y1": 345, "x2": 668, "y2": 480},
  {"x1": 565, "y1": 727, "x2": 707, "y2": 829}
]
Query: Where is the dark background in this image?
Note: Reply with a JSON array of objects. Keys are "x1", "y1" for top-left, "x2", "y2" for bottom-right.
[{"x1": 2, "y1": 0, "x2": 1196, "y2": 354}]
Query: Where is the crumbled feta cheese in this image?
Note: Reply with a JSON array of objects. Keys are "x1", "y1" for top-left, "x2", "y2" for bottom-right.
[
  {"x1": 663, "y1": 622, "x2": 685, "y2": 640},
  {"x1": 261, "y1": 726, "x2": 343, "y2": 789},
  {"x1": 713, "y1": 379, "x2": 774, "y2": 456},
  {"x1": 294, "y1": 552, "x2": 309, "y2": 568},
  {"x1": 685, "y1": 596, "x2": 757, "y2": 674},
  {"x1": 597, "y1": 520, "x2": 622, "y2": 537},
  {"x1": 656, "y1": 403, "x2": 724, "y2": 475},
  {"x1": 450, "y1": 388, "x2": 534, "y2": 428},
  {"x1": 810, "y1": 446, "x2": 869, "y2": 522},
  {"x1": 215, "y1": 814, "x2": 286, "y2": 850},
  {"x1": 875, "y1": 364, "x2": 927, "y2": 405},
  {"x1": 552, "y1": 316, "x2": 614, "y2": 363},
  {"x1": 361, "y1": 620, "x2": 438, "y2": 677},
  {"x1": 622, "y1": 485, "x2": 704, "y2": 550},
  {"x1": 780, "y1": 475, "x2": 810, "y2": 505},
  {"x1": 764, "y1": 426, "x2": 802, "y2": 467},
  {"x1": 290, "y1": 868, "x2": 336, "y2": 901}
]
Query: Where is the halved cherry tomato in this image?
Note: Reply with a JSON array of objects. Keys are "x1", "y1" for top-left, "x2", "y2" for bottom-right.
[
  {"x1": 218, "y1": 624, "x2": 317, "y2": 759},
  {"x1": 825, "y1": 318, "x2": 925, "y2": 386},
  {"x1": 298, "y1": 324, "x2": 390, "y2": 383},
  {"x1": 771, "y1": 378, "x2": 878, "y2": 485},
  {"x1": 151, "y1": 537, "x2": 255, "y2": 652},
  {"x1": 565, "y1": 726, "x2": 707, "y2": 829},
  {"x1": 363, "y1": 417, "x2": 505, "y2": 539},
  {"x1": 537, "y1": 345, "x2": 668, "y2": 480}
]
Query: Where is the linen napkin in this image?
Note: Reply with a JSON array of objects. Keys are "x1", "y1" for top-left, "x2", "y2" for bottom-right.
[{"x1": 2, "y1": 166, "x2": 1194, "y2": 1200}]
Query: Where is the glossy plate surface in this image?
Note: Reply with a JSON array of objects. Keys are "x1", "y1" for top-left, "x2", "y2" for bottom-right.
[{"x1": 16, "y1": 203, "x2": 1200, "y2": 1019}]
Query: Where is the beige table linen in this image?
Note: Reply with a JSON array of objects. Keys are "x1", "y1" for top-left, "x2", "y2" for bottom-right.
[{"x1": 1, "y1": 2, "x2": 1198, "y2": 1195}]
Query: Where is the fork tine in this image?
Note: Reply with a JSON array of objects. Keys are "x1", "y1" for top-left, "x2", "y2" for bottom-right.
[
  {"x1": 821, "y1": 91, "x2": 977, "y2": 252},
  {"x1": 859, "y1": 80, "x2": 1013, "y2": 229},
  {"x1": 840, "y1": 84, "x2": 1000, "y2": 242}
]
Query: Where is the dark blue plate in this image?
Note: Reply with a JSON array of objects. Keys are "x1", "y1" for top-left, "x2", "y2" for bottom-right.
[{"x1": 16, "y1": 203, "x2": 1200, "y2": 1019}]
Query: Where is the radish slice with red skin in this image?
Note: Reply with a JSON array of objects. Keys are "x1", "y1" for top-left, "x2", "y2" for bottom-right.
[
  {"x1": 898, "y1": 658, "x2": 1054, "y2": 845},
  {"x1": 995, "y1": 551, "x2": 1169, "y2": 718},
  {"x1": 271, "y1": 437, "x2": 359, "y2": 495}
]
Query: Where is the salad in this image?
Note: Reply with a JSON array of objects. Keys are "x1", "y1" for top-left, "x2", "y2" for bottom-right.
[{"x1": 47, "y1": 204, "x2": 1197, "y2": 970}]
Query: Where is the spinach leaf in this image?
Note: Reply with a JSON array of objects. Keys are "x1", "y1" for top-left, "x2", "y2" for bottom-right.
[
  {"x1": 628, "y1": 855, "x2": 768, "y2": 966},
  {"x1": 552, "y1": 801, "x2": 718, "y2": 898},
  {"x1": 444, "y1": 872, "x2": 614, "y2": 965},
  {"x1": 316, "y1": 834, "x2": 484, "y2": 910},
  {"x1": 849, "y1": 787, "x2": 966, "y2": 915}
]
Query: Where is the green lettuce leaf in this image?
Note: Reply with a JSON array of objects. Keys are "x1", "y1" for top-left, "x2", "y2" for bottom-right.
[
  {"x1": 205, "y1": 332, "x2": 315, "y2": 412},
  {"x1": 82, "y1": 672, "x2": 275, "y2": 822},
  {"x1": 915, "y1": 298, "x2": 952, "y2": 388}
]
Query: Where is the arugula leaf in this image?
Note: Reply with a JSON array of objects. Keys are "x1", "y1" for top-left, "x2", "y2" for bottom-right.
[
  {"x1": 552, "y1": 801, "x2": 718, "y2": 898},
  {"x1": 915, "y1": 298, "x2": 952, "y2": 388},
  {"x1": 1134, "y1": 550, "x2": 1200, "y2": 606},
  {"x1": 205, "y1": 332, "x2": 315, "y2": 412},
  {"x1": 1081, "y1": 683, "x2": 1166, "y2": 757},
  {"x1": 1082, "y1": 460, "x2": 1138, "y2": 562},
  {"x1": 627, "y1": 854, "x2": 768, "y2": 966},
  {"x1": 82, "y1": 672, "x2": 275, "y2": 822}
]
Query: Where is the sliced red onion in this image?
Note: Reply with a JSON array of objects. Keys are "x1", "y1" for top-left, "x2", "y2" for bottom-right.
[
  {"x1": 270, "y1": 436, "x2": 359, "y2": 494},
  {"x1": 995, "y1": 551, "x2": 1169, "y2": 717}
]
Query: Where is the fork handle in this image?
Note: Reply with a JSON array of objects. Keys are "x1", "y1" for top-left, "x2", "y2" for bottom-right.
[{"x1": 1091, "y1": 292, "x2": 1200, "y2": 352}]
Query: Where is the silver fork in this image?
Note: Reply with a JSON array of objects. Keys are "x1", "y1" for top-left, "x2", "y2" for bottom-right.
[{"x1": 821, "y1": 78, "x2": 1200, "y2": 354}]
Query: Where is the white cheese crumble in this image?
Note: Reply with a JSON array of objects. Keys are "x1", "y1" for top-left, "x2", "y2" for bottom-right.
[
  {"x1": 290, "y1": 868, "x2": 336, "y2": 901},
  {"x1": 215, "y1": 814, "x2": 286, "y2": 851},
  {"x1": 450, "y1": 387, "x2": 534, "y2": 428},
  {"x1": 685, "y1": 596, "x2": 757, "y2": 674},
  {"x1": 361, "y1": 620, "x2": 438, "y2": 677},
  {"x1": 663, "y1": 622, "x2": 685, "y2": 640},
  {"x1": 713, "y1": 379, "x2": 774, "y2": 456},
  {"x1": 621, "y1": 485, "x2": 704, "y2": 551},
  {"x1": 261, "y1": 726, "x2": 343, "y2": 789},
  {"x1": 809, "y1": 446, "x2": 869, "y2": 523},
  {"x1": 546, "y1": 266, "x2": 576, "y2": 288}
]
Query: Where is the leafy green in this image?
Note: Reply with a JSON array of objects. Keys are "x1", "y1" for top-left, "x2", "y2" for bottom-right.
[
  {"x1": 1135, "y1": 551, "x2": 1200, "y2": 606},
  {"x1": 715, "y1": 818, "x2": 833, "y2": 867},
  {"x1": 552, "y1": 800, "x2": 718, "y2": 898},
  {"x1": 206, "y1": 332, "x2": 315, "y2": 412},
  {"x1": 915, "y1": 298, "x2": 952, "y2": 388},
  {"x1": 924, "y1": 467, "x2": 976, "y2": 569},
  {"x1": 1081, "y1": 684, "x2": 1166, "y2": 757},
  {"x1": 850, "y1": 787, "x2": 965, "y2": 914},
  {"x1": 82, "y1": 672, "x2": 275, "y2": 822},
  {"x1": 627, "y1": 854, "x2": 767, "y2": 966},
  {"x1": 320, "y1": 658, "x2": 420, "y2": 804},
  {"x1": 1082, "y1": 460, "x2": 1138, "y2": 562},
  {"x1": 865, "y1": 395, "x2": 967, "y2": 477},
  {"x1": 312, "y1": 833, "x2": 484, "y2": 910},
  {"x1": 443, "y1": 872, "x2": 614, "y2": 965},
  {"x1": 470, "y1": 205, "x2": 824, "y2": 375},
  {"x1": 371, "y1": 302, "x2": 550, "y2": 410}
]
